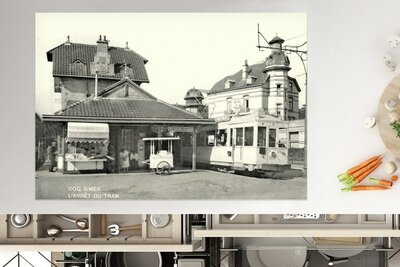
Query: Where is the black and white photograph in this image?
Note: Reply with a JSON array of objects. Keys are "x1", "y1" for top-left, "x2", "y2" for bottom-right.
[{"x1": 35, "y1": 13, "x2": 307, "y2": 200}]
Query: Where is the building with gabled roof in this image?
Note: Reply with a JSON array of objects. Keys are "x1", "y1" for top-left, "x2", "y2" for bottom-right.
[
  {"x1": 46, "y1": 35, "x2": 150, "y2": 110},
  {"x1": 207, "y1": 39, "x2": 302, "y2": 121},
  {"x1": 43, "y1": 77, "x2": 215, "y2": 173},
  {"x1": 181, "y1": 35, "x2": 306, "y2": 175}
]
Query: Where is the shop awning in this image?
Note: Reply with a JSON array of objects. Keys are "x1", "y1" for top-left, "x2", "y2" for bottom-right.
[{"x1": 67, "y1": 122, "x2": 109, "y2": 143}]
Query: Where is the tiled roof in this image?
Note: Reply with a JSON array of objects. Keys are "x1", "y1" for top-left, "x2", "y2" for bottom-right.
[
  {"x1": 209, "y1": 61, "x2": 301, "y2": 94},
  {"x1": 46, "y1": 43, "x2": 149, "y2": 82},
  {"x1": 54, "y1": 98, "x2": 208, "y2": 121},
  {"x1": 98, "y1": 77, "x2": 157, "y2": 99},
  {"x1": 209, "y1": 62, "x2": 268, "y2": 94},
  {"x1": 269, "y1": 35, "x2": 285, "y2": 45}
]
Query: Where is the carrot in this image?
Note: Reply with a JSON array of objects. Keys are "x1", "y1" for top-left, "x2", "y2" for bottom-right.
[
  {"x1": 369, "y1": 178, "x2": 393, "y2": 187},
  {"x1": 351, "y1": 158, "x2": 382, "y2": 178},
  {"x1": 347, "y1": 154, "x2": 381, "y2": 176},
  {"x1": 337, "y1": 155, "x2": 383, "y2": 185},
  {"x1": 342, "y1": 185, "x2": 389, "y2": 192},
  {"x1": 354, "y1": 160, "x2": 382, "y2": 184},
  {"x1": 392, "y1": 175, "x2": 398, "y2": 182},
  {"x1": 341, "y1": 160, "x2": 383, "y2": 187}
]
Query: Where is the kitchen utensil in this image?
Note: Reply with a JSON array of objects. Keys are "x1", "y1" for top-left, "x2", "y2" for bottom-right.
[
  {"x1": 57, "y1": 215, "x2": 89, "y2": 230},
  {"x1": 377, "y1": 75, "x2": 400, "y2": 159},
  {"x1": 47, "y1": 225, "x2": 89, "y2": 237},
  {"x1": 150, "y1": 214, "x2": 170, "y2": 228},
  {"x1": 107, "y1": 224, "x2": 141, "y2": 236},
  {"x1": 10, "y1": 214, "x2": 31, "y2": 228},
  {"x1": 100, "y1": 215, "x2": 107, "y2": 236}
]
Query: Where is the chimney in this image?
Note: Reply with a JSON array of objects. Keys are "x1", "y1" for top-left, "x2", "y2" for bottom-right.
[
  {"x1": 242, "y1": 59, "x2": 249, "y2": 80},
  {"x1": 96, "y1": 35, "x2": 109, "y2": 55},
  {"x1": 91, "y1": 35, "x2": 114, "y2": 76},
  {"x1": 125, "y1": 41, "x2": 130, "y2": 50},
  {"x1": 65, "y1": 35, "x2": 71, "y2": 45}
]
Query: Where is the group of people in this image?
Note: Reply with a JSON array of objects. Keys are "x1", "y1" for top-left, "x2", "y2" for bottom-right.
[{"x1": 119, "y1": 148, "x2": 139, "y2": 173}]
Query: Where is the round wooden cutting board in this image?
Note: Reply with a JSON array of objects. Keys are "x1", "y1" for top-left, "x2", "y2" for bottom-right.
[{"x1": 377, "y1": 75, "x2": 400, "y2": 160}]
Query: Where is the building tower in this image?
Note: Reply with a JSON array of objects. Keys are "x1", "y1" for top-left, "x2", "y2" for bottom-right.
[
  {"x1": 184, "y1": 87, "x2": 205, "y2": 115},
  {"x1": 263, "y1": 35, "x2": 300, "y2": 120}
]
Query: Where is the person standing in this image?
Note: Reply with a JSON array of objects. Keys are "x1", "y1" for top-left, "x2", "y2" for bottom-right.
[
  {"x1": 119, "y1": 148, "x2": 130, "y2": 173},
  {"x1": 49, "y1": 141, "x2": 58, "y2": 172}
]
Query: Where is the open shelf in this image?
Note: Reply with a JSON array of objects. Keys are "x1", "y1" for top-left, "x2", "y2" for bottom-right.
[
  {"x1": 36, "y1": 214, "x2": 90, "y2": 240},
  {"x1": 215, "y1": 214, "x2": 393, "y2": 229},
  {"x1": 90, "y1": 214, "x2": 143, "y2": 241},
  {"x1": 6, "y1": 214, "x2": 34, "y2": 239}
]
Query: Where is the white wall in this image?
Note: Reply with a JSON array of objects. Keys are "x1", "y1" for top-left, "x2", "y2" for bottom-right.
[{"x1": 206, "y1": 87, "x2": 266, "y2": 118}]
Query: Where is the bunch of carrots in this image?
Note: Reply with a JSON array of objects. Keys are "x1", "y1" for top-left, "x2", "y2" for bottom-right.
[{"x1": 338, "y1": 154, "x2": 397, "y2": 191}]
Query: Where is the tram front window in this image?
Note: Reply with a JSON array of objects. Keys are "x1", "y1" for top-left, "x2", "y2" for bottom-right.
[
  {"x1": 216, "y1": 129, "x2": 227, "y2": 146},
  {"x1": 244, "y1": 127, "x2": 254, "y2": 146},
  {"x1": 269, "y1": 129, "x2": 277, "y2": 147},
  {"x1": 258, "y1": 127, "x2": 267, "y2": 147}
]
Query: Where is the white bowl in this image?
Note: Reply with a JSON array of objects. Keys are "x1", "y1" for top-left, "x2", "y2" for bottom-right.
[{"x1": 10, "y1": 214, "x2": 31, "y2": 228}]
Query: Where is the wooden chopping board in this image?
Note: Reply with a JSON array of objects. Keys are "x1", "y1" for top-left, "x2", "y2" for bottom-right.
[{"x1": 377, "y1": 75, "x2": 400, "y2": 160}]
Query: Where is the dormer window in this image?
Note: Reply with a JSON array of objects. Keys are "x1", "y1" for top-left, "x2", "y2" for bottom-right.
[
  {"x1": 69, "y1": 59, "x2": 87, "y2": 75},
  {"x1": 225, "y1": 80, "x2": 235, "y2": 89},
  {"x1": 246, "y1": 76, "x2": 257, "y2": 85}
]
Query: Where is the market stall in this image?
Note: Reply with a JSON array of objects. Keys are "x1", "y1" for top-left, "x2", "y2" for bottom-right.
[{"x1": 64, "y1": 122, "x2": 110, "y2": 173}]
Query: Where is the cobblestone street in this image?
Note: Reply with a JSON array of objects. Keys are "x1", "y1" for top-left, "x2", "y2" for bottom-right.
[{"x1": 35, "y1": 169, "x2": 306, "y2": 200}]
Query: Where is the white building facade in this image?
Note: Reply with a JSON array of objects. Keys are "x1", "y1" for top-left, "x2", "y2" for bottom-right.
[{"x1": 184, "y1": 36, "x2": 306, "y2": 174}]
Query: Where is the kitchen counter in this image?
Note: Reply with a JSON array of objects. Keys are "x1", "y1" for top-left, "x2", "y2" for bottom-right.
[
  {"x1": 0, "y1": 214, "x2": 188, "y2": 252},
  {"x1": 193, "y1": 214, "x2": 400, "y2": 238}
]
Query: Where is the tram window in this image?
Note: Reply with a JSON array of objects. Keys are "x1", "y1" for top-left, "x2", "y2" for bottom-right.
[
  {"x1": 235, "y1": 128, "x2": 243, "y2": 146},
  {"x1": 244, "y1": 127, "x2": 254, "y2": 146},
  {"x1": 230, "y1": 128, "x2": 233, "y2": 146},
  {"x1": 258, "y1": 127, "x2": 267, "y2": 146},
  {"x1": 206, "y1": 130, "x2": 215, "y2": 146},
  {"x1": 269, "y1": 129, "x2": 277, "y2": 147},
  {"x1": 216, "y1": 129, "x2": 227, "y2": 146}
]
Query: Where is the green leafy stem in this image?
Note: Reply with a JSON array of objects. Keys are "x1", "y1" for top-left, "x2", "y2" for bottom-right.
[{"x1": 391, "y1": 121, "x2": 400, "y2": 138}]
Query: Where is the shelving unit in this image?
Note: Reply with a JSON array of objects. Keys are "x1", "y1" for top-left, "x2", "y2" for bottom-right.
[
  {"x1": 0, "y1": 214, "x2": 187, "y2": 251},
  {"x1": 214, "y1": 214, "x2": 394, "y2": 229},
  {"x1": 193, "y1": 214, "x2": 400, "y2": 238}
]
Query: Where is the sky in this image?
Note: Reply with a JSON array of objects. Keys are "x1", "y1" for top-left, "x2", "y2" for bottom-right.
[{"x1": 35, "y1": 13, "x2": 307, "y2": 115}]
